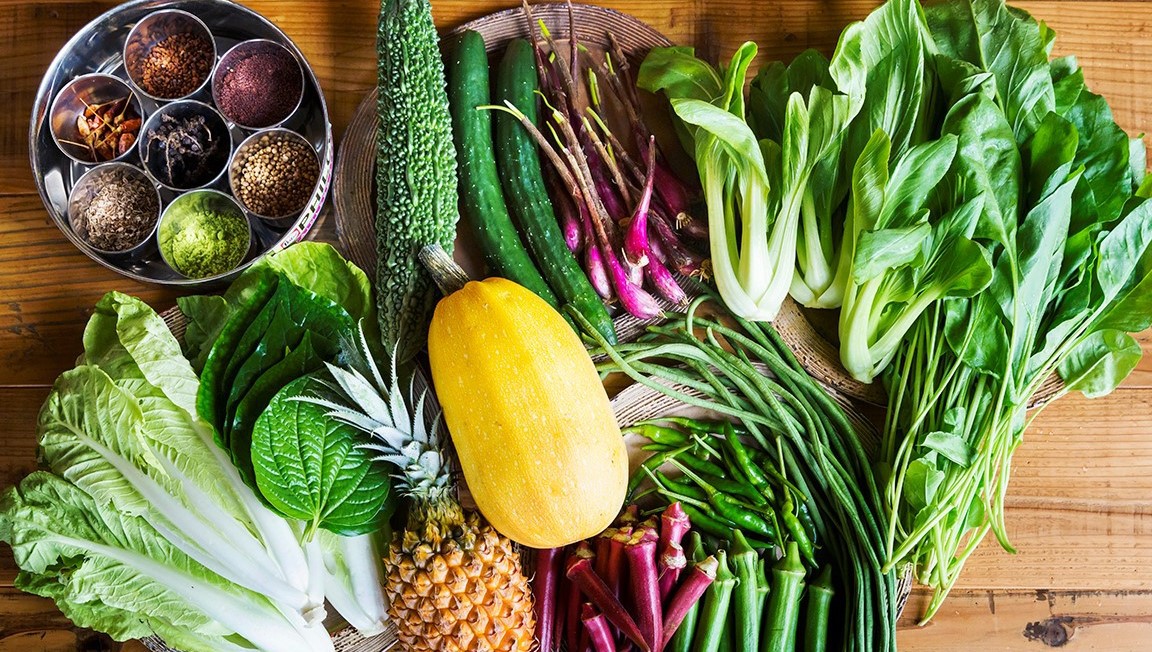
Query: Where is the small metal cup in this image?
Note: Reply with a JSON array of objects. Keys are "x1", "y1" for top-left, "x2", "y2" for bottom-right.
[
  {"x1": 49, "y1": 73, "x2": 144, "y2": 165},
  {"x1": 123, "y1": 9, "x2": 216, "y2": 102},
  {"x1": 157, "y1": 189, "x2": 252, "y2": 280},
  {"x1": 138, "y1": 99, "x2": 232, "y2": 191},
  {"x1": 212, "y1": 39, "x2": 304, "y2": 129},
  {"x1": 229, "y1": 128, "x2": 321, "y2": 224},
  {"x1": 67, "y1": 162, "x2": 161, "y2": 259}
]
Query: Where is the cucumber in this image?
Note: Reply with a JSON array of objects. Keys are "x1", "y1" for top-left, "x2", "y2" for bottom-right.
[
  {"x1": 494, "y1": 39, "x2": 618, "y2": 345},
  {"x1": 445, "y1": 30, "x2": 558, "y2": 307}
]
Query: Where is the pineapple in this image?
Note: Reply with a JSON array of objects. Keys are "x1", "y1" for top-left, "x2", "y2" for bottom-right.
[{"x1": 313, "y1": 329, "x2": 536, "y2": 651}]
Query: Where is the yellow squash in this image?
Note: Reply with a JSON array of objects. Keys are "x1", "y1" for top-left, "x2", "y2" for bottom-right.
[{"x1": 427, "y1": 276, "x2": 627, "y2": 549}]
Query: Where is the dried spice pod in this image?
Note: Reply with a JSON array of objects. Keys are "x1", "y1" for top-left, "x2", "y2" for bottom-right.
[{"x1": 49, "y1": 73, "x2": 144, "y2": 164}]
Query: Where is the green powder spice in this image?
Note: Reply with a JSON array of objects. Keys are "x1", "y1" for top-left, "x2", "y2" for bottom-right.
[{"x1": 159, "y1": 197, "x2": 249, "y2": 279}]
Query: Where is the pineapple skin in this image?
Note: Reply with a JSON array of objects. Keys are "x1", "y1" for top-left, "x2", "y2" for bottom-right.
[{"x1": 385, "y1": 510, "x2": 536, "y2": 651}]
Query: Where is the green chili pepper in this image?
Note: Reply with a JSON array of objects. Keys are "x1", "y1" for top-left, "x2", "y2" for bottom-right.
[
  {"x1": 677, "y1": 450, "x2": 731, "y2": 480},
  {"x1": 782, "y1": 489, "x2": 817, "y2": 567},
  {"x1": 724, "y1": 422, "x2": 774, "y2": 490},
  {"x1": 802, "y1": 566, "x2": 834, "y2": 652},
  {"x1": 624, "y1": 422, "x2": 691, "y2": 446},
  {"x1": 657, "y1": 470, "x2": 710, "y2": 504},
  {"x1": 672, "y1": 460, "x2": 779, "y2": 540},
  {"x1": 627, "y1": 444, "x2": 692, "y2": 498},
  {"x1": 681, "y1": 463, "x2": 767, "y2": 506}
]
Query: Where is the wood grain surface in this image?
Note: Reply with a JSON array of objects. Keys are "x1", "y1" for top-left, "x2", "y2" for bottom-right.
[{"x1": 2, "y1": 0, "x2": 1151, "y2": 650}]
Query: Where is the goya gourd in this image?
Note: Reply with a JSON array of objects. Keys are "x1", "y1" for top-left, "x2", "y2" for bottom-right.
[{"x1": 375, "y1": 0, "x2": 459, "y2": 363}]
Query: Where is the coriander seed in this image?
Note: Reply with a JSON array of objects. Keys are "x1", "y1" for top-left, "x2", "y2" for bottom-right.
[{"x1": 234, "y1": 133, "x2": 320, "y2": 218}]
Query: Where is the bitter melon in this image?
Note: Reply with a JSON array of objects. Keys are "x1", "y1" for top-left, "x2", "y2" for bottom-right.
[{"x1": 376, "y1": 0, "x2": 458, "y2": 363}]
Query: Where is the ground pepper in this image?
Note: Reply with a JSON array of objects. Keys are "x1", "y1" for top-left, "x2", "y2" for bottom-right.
[
  {"x1": 235, "y1": 136, "x2": 319, "y2": 217},
  {"x1": 139, "y1": 32, "x2": 213, "y2": 99},
  {"x1": 74, "y1": 168, "x2": 159, "y2": 251}
]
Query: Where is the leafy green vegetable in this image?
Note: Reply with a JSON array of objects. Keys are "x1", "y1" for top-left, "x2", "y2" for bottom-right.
[
  {"x1": 639, "y1": 0, "x2": 1152, "y2": 625},
  {"x1": 198, "y1": 267, "x2": 358, "y2": 489},
  {"x1": 640, "y1": 40, "x2": 857, "y2": 320},
  {"x1": 252, "y1": 375, "x2": 393, "y2": 538},
  {"x1": 1, "y1": 293, "x2": 337, "y2": 651},
  {"x1": 180, "y1": 243, "x2": 375, "y2": 375}
]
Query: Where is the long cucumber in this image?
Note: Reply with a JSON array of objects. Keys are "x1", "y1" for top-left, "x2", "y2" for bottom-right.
[
  {"x1": 494, "y1": 38, "x2": 618, "y2": 344},
  {"x1": 445, "y1": 30, "x2": 557, "y2": 306}
]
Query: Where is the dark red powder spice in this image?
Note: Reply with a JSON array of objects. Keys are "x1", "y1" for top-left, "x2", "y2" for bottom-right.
[{"x1": 215, "y1": 48, "x2": 302, "y2": 128}]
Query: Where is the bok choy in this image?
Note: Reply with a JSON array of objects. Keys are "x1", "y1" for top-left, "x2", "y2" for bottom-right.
[{"x1": 639, "y1": 40, "x2": 857, "y2": 320}]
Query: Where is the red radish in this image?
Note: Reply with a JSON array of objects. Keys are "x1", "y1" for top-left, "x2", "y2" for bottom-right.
[
  {"x1": 625, "y1": 526, "x2": 662, "y2": 652},
  {"x1": 659, "y1": 556, "x2": 719, "y2": 650},
  {"x1": 623, "y1": 140, "x2": 658, "y2": 270},
  {"x1": 645, "y1": 255, "x2": 688, "y2": 305},
  {"x1": 548, "y1": 174, "x2": 583, "y2": 253},
  {"x1": 566, "y1": 551, "x2": 650, "y2": 651},
  {"x1": 582, "y1": 604, "x2": 619, "y2": 652}
]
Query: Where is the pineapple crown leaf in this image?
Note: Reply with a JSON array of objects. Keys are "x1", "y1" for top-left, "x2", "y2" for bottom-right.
[{"x1": 315, "y1": 321, "x2": 454, "y2": 502}]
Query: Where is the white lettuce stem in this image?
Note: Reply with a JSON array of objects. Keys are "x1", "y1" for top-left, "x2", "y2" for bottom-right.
[
  {"x1": 73, "y1": 432, "x2": 311, "y2": 611},
  {"x1": 192, "y1": 421, "x2": 313, "y2": 598},
  {"x1": 56, "y1": 536, "x2": 330, "y2": 652},
  {"x1": 321, "y1": 532, "x2": 389, "y2": 637}
]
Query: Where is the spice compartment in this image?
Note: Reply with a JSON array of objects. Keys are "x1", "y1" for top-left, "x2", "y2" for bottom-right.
[{"x1": 30, "y1": 0, "x2": 333, "y2": 286}]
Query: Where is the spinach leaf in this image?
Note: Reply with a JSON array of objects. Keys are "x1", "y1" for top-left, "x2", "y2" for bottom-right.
[
  {"x1": 1058, "y1": 329, "x2": 1143, "y2": 398},
  {"x1": 925, "y1": 0, "x2": 1055, "y2": 142},
  {"x1": 252, "y1": 375, "x2": 393, "y2": 538}
]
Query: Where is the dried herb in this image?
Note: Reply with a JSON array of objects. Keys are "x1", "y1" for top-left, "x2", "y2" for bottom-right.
[
  {"x1": 143, "y1": 112, "x2": 228, "y2": 189},
  {"x1": 61, "y1": 96, "x2": 140, "y2": 162},
  {"x1": 75, "y1": 168, "x2": 158, "y2": 252}
]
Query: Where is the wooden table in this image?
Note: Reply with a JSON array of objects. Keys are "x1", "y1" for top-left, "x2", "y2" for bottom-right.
[{"x1": 2, "y1": 0, "x2": 1151, "y2": 650}]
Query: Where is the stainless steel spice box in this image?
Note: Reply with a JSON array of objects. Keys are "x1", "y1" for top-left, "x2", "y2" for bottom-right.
[{"x1": 30, "y1": 0, "x2": 334, "y2": 287}]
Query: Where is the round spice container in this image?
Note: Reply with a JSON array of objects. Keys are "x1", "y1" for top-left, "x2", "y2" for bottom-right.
[
  {"x1": 229, "y1": 129, "x2": 320, "y2": 221},
  {"x1": 67, "y1": 162, "x2": 160, "y2": 256},
  {"x1": 213, "y1": 40, "x2": 304, "y2": 129},
  {"x1": 49, "y1": 73, "x2": 143, "y2": 164},
  {"x1": 123, "y1": 9, "x2": 215, "y2": 101},
  {"x1": 157, "y1": 189, "x2": 251, "y2": 279},
  {"x1": 139, "y1": 100, "x2": 231, "y2": 191}
]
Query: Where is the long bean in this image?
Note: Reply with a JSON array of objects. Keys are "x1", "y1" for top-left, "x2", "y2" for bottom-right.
[{"x1": 584, "y1": 296, "x2": 898, "y2": 652}]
